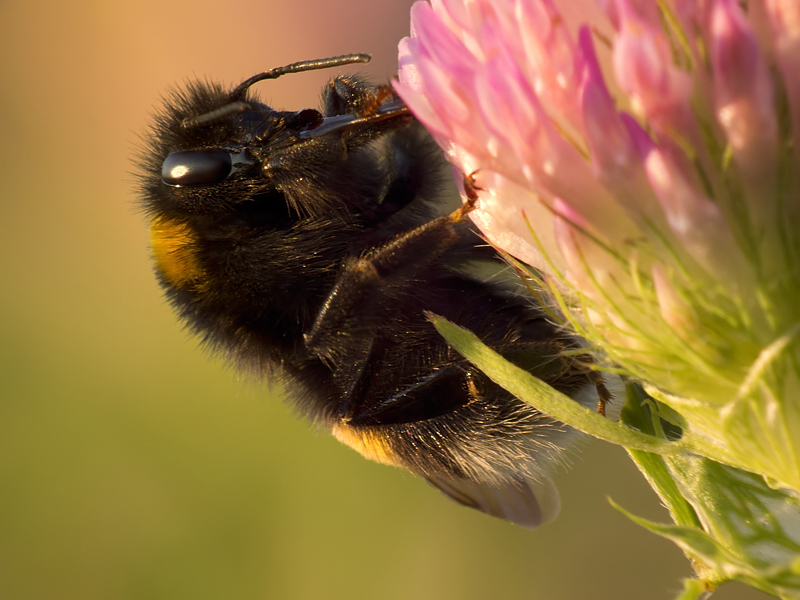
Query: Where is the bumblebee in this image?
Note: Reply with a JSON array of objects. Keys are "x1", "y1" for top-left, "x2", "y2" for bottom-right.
[{"x1": 137, "y1": 54, "x2": 612, "y2": 528}]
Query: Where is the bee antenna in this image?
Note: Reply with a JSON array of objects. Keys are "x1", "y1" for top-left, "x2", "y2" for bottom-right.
[
  {"x1": 181, "y1": 53, "x2": 372, "y2": 130},
  {"x1": 229, "y1": 53, "x2": 372, "y2": 101}
]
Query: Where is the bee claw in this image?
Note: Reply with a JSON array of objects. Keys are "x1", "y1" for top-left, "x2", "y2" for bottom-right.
[
  {"x1": 449, "y1": 169, "x2": 482, "y2": 222},
  {"x1": 586, "y1": 370, "x2": 611, "y2": 417}
]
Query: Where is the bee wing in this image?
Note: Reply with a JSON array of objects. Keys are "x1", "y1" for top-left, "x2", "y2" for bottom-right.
[{"x1": 426, "y1": 474, "x2": 561, "y2": 529}]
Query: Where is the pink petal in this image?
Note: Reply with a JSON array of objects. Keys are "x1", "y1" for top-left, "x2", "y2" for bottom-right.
[
  {"x1": 394, "y1": 47, "x2": 454, "y2": 141},
  {"x1": 513, "y1": 0, "x2": 584, "y2": 130},
  {"x1": 765, "y1": 0, "x2": 800, "y2": 180},
  {"x1": 710, "y1": 0, "x2": 779, "y2": 233},
  {"x1": 612, "y1": 0, "x2": 694, "y2": 137},
  {"x1": 410, "y1": 1, "x2": 476, "y2": 72},
  {"x1": 432, "y1": 0, "x2": 486, "y2": 36},
  {"x1": 475, "y1": 55, "x2": 548, "y2": 181},
  {"x1": 604, "y1": 0, "x2": 662, "y2": 30},
  {"x1": 642, "y1": 143, "x2": 751, "y2": 292},
  {"x1": 474, "y1": 53, "x2": 639, "y2": 247},
  {"x1": 578, "y1": 27, "x2": 668, "y2": 235},
  {"x1": 393, "y1": 77, "x2": 447, "y2": 141},
  {"x1": 466, "y1": 169, "x2": 565, "y2": 274},
  {"x1": 580, "y1": 26, "x2": 630, "y2": 173},
  {"x1": 396, "y1": 36, "x2": 421, "y2": 91},
  {"x1": 414, "y1": 54, "x2": 471, "y2": 129}
]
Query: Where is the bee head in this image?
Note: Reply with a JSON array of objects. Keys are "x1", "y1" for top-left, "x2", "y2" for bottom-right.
[
  {"x1": 136, "y1": 54, "x2": 419, "y2": 298},
  {"x1": 139, "y1": 86, "x2": 320, "y2": 221},
  {"x1": 139, "y1": 53, "x2": 413, "y2": 222}
]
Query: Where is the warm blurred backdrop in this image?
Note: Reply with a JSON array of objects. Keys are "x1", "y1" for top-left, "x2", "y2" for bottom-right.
[{"x1": 0, "y1": 1, "x2": 772, "y2": 599}]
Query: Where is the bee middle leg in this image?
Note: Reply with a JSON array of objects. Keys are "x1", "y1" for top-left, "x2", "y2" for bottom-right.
[{"x1": 303, "y1": 207, "x2": 474, "y2": 359}]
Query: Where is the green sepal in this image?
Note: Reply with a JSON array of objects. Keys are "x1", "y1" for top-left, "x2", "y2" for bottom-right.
[
  {"x1": 621, "y1": 386, "x2": 800, "y2": 599},
  {"x1": 675, "y1": 578, "x2": 713, "y2": 600}
]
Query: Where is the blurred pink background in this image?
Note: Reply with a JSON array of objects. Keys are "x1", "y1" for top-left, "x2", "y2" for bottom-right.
[{"x1": 0, "y1": 1, "x2": 770, "y2": 598}]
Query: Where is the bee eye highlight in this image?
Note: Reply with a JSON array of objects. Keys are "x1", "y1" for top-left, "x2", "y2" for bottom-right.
[{"x1": 161, "y1": 149, "x2": 233, "y2": 186}]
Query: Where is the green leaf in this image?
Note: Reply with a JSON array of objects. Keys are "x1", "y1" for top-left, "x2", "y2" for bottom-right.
[{"x1": 430, "y1": 314, "x2": 679, "y2": 454}]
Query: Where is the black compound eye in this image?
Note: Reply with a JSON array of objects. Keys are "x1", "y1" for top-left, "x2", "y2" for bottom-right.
[{"x1": 161, "y1": 149, "x2": 232, "y2": 186}]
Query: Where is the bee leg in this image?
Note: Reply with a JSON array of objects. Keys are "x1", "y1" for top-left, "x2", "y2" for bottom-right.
[
  {"x1": 587, "y1": 369, "x2": 611, "y2": 416},
  {"x1": 437, "y1": 168, "x2": 482, "y2": 225},
  {"x1": 304, "y1": 207, "x2": 470, "y2": 359},
  {"x1": 461, "y1": 169, "x2": 482, "y2": 207},
  {"x1": 323, "y1": 75, "x2": 395, "y2": 118},
  {"x1": 343, "y1": 363, "x2": 472, "y2": 425}
]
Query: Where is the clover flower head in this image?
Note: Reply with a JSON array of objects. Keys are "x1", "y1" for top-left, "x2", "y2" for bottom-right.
[{"x1": 395, "y1": 0, "x2": 800, "y2": 492}]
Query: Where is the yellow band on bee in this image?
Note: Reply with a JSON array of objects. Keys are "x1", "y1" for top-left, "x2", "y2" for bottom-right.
[
  {"x1": 331, "y1": 422, "x2": 400, "y2": 467},
  {"x1": 149, "y1": 217, "x2": 205, "y2": 290}
]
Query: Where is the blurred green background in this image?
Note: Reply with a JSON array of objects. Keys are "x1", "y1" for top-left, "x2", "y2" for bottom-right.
[{"x1": 0, "y1": 1, "x2": 772, "y2": 599}]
